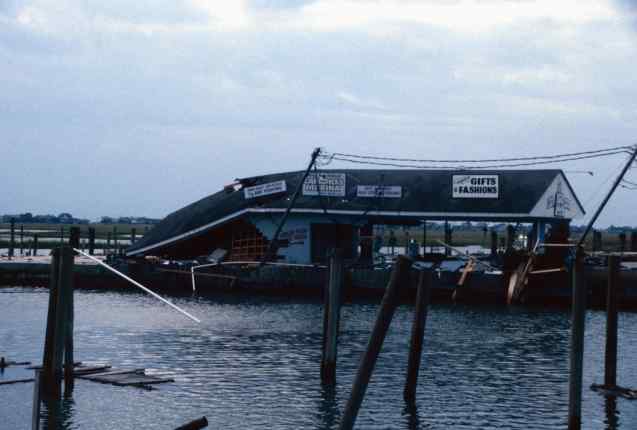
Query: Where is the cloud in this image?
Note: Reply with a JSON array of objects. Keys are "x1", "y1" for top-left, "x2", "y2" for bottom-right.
[{"x1": 0, "y1": 0, "x2": 636, "y2": 226}]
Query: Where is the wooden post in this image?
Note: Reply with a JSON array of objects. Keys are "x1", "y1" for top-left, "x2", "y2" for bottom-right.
[
  {"x1": 113, "y1": 226, "x2": 118, "y2": 252},
  {"x1": 445, "y1": 220, "x2": 451, "y2": 257},
  {"x1": 20, "y1": 224, "x2": 24, "y2": 256},
  {"x1": 42, "y1": 248, "x2": 61, "y2": 398},
  {"x1": 31, "y1": 369, "x2": 41, "y2": 430},
  {"x1": 69, "y1": 227, "x2": 80, "y2": 250},
  {"x1": 506, "y1": 225, "x2": 514, "y2": 252},
  {"x1": 403, "y1": 269, "x2": 432, "y2": 404},
  {"x1": 9, "y1": 217, "x2": 15, "y2": 259},
  {"x1": 41, "y1": 246, "x2": 74, "y2": 398},
  {"x1": 618, "y1": 232, "x2": 626, "y2": 253},
  {"x1": 88, "y1": 227, "x2": 96, "y2": 256},
  {"x1": 56, "y1": 247, "x2": 74, "y2": 395},
  {"x1": 490, "y1": 231, "x2": 498, "y2": 256},
  {"x1": 33, "y1": 234, "x2": 39, "y2": 257},
  {"x1": 322, "y1": 249, "x2": 344, "y2": 385},
  {"x1": 339, "y1": 256, "x2": 412, "y2": 430},
  {"x1": 568, "y1": 248, "x2": 586, "y2": 430},
  {"x1": 106, "y1": 232, "x2": 112, "y2": 255},
  {"x1": 631, "y1": 231, "x2": 637, "y2": 252},
  {"x1": 422, "y1": 221, "x2": 427, "y2": 254},
  {"x1": 60, "y1": 246, "x2": 75, "y2": 395},
  {"x1": 593, "y1": 230, "x2": 602, "y2": 253},
  {"x1": 59, "y1": 226, "x2": 64, "y2": 245},
  {"x1": 604, "y1": 255, "x2": 620, "y2": 388},
  {"x1": 131, "y1": 227, "x2": 137, "y2": 244}
]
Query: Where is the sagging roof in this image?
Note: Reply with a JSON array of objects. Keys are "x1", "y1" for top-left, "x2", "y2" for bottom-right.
[{"x1": 127, "y1": 169, "x2": 585, "y2": 256}]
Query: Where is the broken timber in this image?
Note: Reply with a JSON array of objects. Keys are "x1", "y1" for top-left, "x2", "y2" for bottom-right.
[{"x1": 77, "y1": 369, "x2": 174, "y2": 388}]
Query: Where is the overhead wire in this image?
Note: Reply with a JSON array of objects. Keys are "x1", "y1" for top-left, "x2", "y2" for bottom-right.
[
  {"x1": 323, "y1": 144, "x2": 634, "y2": 164},
  {"x1": 318, "y1": 149, "x2": 630, "y2": 170}
]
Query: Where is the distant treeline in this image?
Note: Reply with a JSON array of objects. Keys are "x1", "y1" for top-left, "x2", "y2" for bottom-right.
[{"x1": 1, "y1": 213, "x2": 160, "y2": 225}]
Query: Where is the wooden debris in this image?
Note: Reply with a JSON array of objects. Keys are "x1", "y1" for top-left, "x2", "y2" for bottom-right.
[
  {"x1": 174, "y1": 417, "x2": 208, "y2": 430},
  {"x1": 0, "y1": 378, "x2": 35, "y2": 385},
  {"x1": 77, "y1": 368, "x2": 174, "y2": 388},
  {"x1": 591, "y1": 384, "x2": 637, "y2": 400}
]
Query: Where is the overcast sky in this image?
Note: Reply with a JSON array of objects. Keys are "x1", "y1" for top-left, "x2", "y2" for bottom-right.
[{"x1": 1, "y1": 0, "x2": 636, "y2": 226}]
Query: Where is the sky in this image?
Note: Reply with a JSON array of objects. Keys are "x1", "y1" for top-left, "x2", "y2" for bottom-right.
[{"x1": 1, "y1": 0, "x2": 636, "y2": 226}]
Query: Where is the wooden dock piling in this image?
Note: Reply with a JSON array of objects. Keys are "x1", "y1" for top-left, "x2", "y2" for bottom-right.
[
  {"x1": 321, "y1": 249, "x2": 344, "y2": 385},
  {"x1": 506, "y1": 225, "x2": 514, "y2": 252},
  {"x1": 20, "y1": 224, "x2": 24, "y2": 256},
  {"x1": 106, "y1": 232, "x2": 112, "y2": 255},
  {"x1": 619, "y1": 232, "x2": 626, "y2": 253},
  {"x1": 403, "y1": 269, "x2": 432, "y2": 404},
  {"x1": 9, "y1": 217, "x2": 15, "y2": 259},
  {"x1": 604, "y1": 255, "x2": 620, "y2": 388},
  {"x1": 568, "y1": 248, "x2": 586, "y2": 430},
  {"x1": 339, "y1": 256, "x2": 412, "y2": 430},
  {"x1": 490, "y1": 231, "x2": 497, "y2": 256},
  {"x1": 88, "y1": 227, "x2": 96, "y2": 255},
  {"x1": 33, "y1": 234, "x2": 38, "y2": 257},
  {"x1": 131, "y1": 228, "x2": 137, "y2": 244},
  {"x1": 41, "y1": 247, "x2": 75, "y2": 398},
  {"x1": 631, "y1": 231, "x2": 637, "y2": 252},
  {"x1": 69, "y1": 227, "x2": 80, "y2": 250}
]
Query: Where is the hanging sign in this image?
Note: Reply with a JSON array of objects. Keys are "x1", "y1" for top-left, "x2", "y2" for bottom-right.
[
  {"x1": 244, "y1": 180, "x2": 287, "y2": 199},
  {"x1": 452, "y1": 175, "x2": 499, "y2": 199},
  {"x1": 357, "y1": 185, "x2": 402, "y2": 198},
  {"x1": 302, "y1": 173, "x2": 346, "y2": 197}
]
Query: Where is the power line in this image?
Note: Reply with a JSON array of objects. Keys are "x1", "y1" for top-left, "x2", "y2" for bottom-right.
[
  {"x1": 320, "y1": 149, "x2": 630, "y2": 170},
  {"x1": 324, "y1": 144, "x2": 634, "y2": 164}
]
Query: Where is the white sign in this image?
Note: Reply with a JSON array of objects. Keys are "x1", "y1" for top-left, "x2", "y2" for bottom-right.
[
  {"x1": 303, "y1": 173, "x2": 346, "y2": 197},
  {"x1": 244, "y1": 180, "x2": 287, "y2": 199},
  {"x1": 357, "y1": 185, "x2": 402, "y2": 198},
  {"x1": 452, "y1": 175, "x2": 499, "y2": 199}
]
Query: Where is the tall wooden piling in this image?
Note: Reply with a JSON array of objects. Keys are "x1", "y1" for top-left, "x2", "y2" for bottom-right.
[
  {"x1": 444, "y1": 221, "x2": 450, "y2": 256},
  {"x1": 131, "y1": 228, "x2": 137, "y2": 244},
  {"x1": 322, "y1": 249, "x2": 344, "y2": 385},
  {"x1": 631, "y1": 231, "x2": 637, "y2": 252},
  {"x1": 491, "y1": 231, "x2": 498, "y2": 256},
  {"x1": 88, "y1": 227, "x2": 96, "y2": 255},
  {"x1": 604, "y1": 255, "x2": 620, "y2": 388},
  {"x1": 9, "y1": 217, "x2": 15, "y2": 259},
  {"x1": 41, "y1": 247, "x2": 75, "y2": 398},
  {"x1": 42, "y1": 248, "x2": 61, "y2": 398},
  {"x1": 106, "y1": 232, "x2": 112, "y2": 255},
  {"x1": 618, "y1": 232, "x2": 626, "y2": 253},
  {"x1": 20, "y1": 224, "x2": 24, "y2": 256},
  {"x1": 69, "y1": 227, "x2": 80, "y2": 249},
  {"x1": 568, "y1": 248, "x2": 586, "y2": 430},
  {"x1": 339, "y1": 256, "x2": 412, "y2": 430},
  {"x1": 403, "y1": 269, "x2": 432, "y2": 404}
]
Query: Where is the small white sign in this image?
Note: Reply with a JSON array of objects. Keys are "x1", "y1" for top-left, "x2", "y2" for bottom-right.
[
  {"x1": 244, "y1": 180, "x2": 287, "y2": 199},
  {"x1": 303, "y1": 173, "x2": 346, "y2": 197},
  {"x1": 452, "y1": 175, "x2": 499, "y2": 199},
  {"x1": 357, "y1": 185, "x2": 402, "y2": 198}
]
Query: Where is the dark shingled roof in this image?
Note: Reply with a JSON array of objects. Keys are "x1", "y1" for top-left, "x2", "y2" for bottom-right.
[{"x1": 127, "y1": 169, "x2": 583, "y2": 256}]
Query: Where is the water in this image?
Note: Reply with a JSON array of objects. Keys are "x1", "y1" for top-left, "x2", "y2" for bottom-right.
[{"x1": 1, "y1": 287, "x2": 636, "y2": 430}]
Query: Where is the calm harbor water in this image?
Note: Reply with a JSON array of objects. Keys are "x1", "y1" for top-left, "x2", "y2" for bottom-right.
[{"x1": 1, "y1": 287, "x2": 636, "y2": 430}]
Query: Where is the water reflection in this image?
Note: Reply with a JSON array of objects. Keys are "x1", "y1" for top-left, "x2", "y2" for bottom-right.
[
  {"x1": 604, "y1": 397, "x2": 620, "y2": 430},
  {"x1": 41, "y1": 396, "x2": 75, "y2": 430}
]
